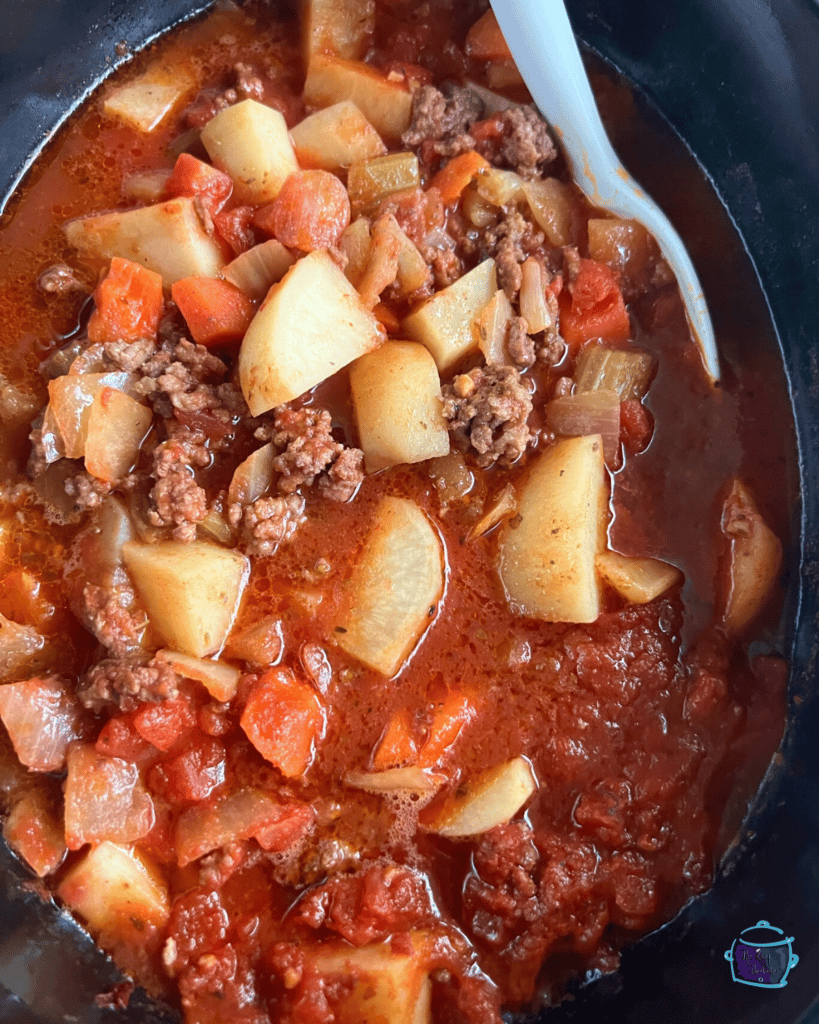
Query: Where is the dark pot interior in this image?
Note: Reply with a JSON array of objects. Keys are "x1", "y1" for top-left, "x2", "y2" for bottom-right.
[{"x1": 1, "y1": 1, "x2": 818, "y2": 1021}]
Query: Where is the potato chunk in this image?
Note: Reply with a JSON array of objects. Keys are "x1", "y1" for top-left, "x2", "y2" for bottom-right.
[
  {"x1": 596, "y1": 550, "x2": 681, "y2": 604},
  {"x1": 304, "y1": 936, "x2": 432, "y2": 1024},
  {"x1": 201, "y1": 99, "x2": 299, "y2": 203},
  {"x1": 291, "y1": 101, "x2": 386, "y2": 170},
  {"x1": 304, "y1": 55, "x2": 413, "y2": 140},
  {"x1": 57, "y1": 841, "x2": 169, "y2": 935},
  {"x1": 64, "y1": 198, "x2": 226, "y2": 286},
  {"x1": 123, "y1": 540, "x2": 249, "y2": 657},
  {"x1": 338, "y1": 496, "x2": 444, "y2": 676},
  {"x1": 498, "y1": 435, "x2": 608, "y2": 623},
  {"x1": 239, "y1": 249, "x2": 384, "y2": 415},
  {"x1": 403, "y1": 258, "x2": 497, "y2": 371},
  {"x1": 429, "y1": 756, "x2": 537, "y2": 838},
  {"x1": 720, "y1": 478, "x2": 782, "y2": 633},
  {"x1": 350, "y1": 341, "x2": 449, "y2": 472},
  {"x1": 104, "y1": 63, "x2": 196, "y2": 133},
  {"x1": 302, "y1": 0, "x2": 374, "y2": 64}
]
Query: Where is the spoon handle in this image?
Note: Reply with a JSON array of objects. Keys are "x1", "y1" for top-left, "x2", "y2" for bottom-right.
[{"x1": 490, "y1": 0, "x2": 719, "y2": 382}]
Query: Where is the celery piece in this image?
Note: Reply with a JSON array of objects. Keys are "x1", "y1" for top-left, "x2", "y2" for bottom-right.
[
  {"x1": 574, "y1": 345, "x2": 655, "y2": 401},
  {"x1": 347, "y1": 152, "x2": 420, "y2": 217}
]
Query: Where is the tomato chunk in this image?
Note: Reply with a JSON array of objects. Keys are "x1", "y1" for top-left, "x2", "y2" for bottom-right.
[
  {"x1": 164, "y1": 153, "x2": 233, "y2": 215},
  {"x1": 133, "y1": 696, "x2": 196, "y2": 753},
  {"x1": 87, "y1": 257, "x2": 164, "y2": 344},
  {"x1": 559, "y1": 258, "x2": 631, "y2": 347},
  {"x1": 240, "y1": 669, "x2": 325, "y2": 778},
  {"x1": 255, "y1": 170, "x2": 350, "y2": 251}
]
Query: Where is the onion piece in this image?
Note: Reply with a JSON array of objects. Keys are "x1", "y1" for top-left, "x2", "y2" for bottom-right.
[
  {"x1": 339, "y1": 216, "x2": 372, "y2": 288},
  {"x1": 475, "y1": 289, "x2": 513, "y2": 364},
  {"x1": 469, "y1": 483, "x2": 517, "y2": 539},
  {"x1": 155, "y1": 649, "x2": 240, "y2": 703},
  {"x1": 545, "y1": 389, "x2": 621, "y2": 466},
  {"x1": 84, "y1": 388, "x2": 152, "y2": 482},
  {"x1": 228, "y1": 443, "x2": 276, "y2": 507},
  {"x1": 122, "y1": 169, "x2": 173, "y2": 203},
  {"x1": 38, "y1": 405, "x2": 66, "y2": 465},
  {"x1": 47, "y1": 372, "x2": 139, "y2": 459},
  {"x1": 720, "y1": 478, "x2": 782, "y2": 633},
  {"x1": 522, "y1": 178, "x2": 577, "y2": 247},
  {"x1": 0, "y1": 677, "x2": 84, "y2": 772},
  {"x1": 475, "y1": 167, "x2": 526, "y2": 208},
  {"x1": 428, "y1": 451, "x2": 474, "y2": 506},
  {"x1": 357, "y1": 214, "x2": 401, "y2": 309},
  {"x1": 64, "y1": 744, "x2": 155, "y2": 850},
  {"x1": 0, "y1": 614, "x2": 51, "y2": 683},
  {"x1": 518, "y1": 258, "x2": 552, "y2": 333},
  {"x1": 226, "y1": 616, "x2": 283, "y2": 667},
  {"x1": 345, "y1": 767, "x2": 446, "y2": 793},
  {"x1": 222, "y1": 240, "x2": 295, "y2": 300},
  {"x1": 428, "y1": 756, "x2": 537, "y2": 838},
  {"x1": 198, "y1": 507, "x2": 233, "y2": 545},
  {"x1": 574, "y1": 345, "x2": 655, "y2": 401},
  {"x1": 596, "y1": 550, "x2": 681, "y2": 604},
  {"x1": 3, "y1": 789, "x2": 67, "y2": 877}
]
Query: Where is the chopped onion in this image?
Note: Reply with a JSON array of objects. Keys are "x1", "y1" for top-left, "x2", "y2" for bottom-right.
[
  {"x1": 545, "y1": 389, "x2": 621, "y2": 466},
  {"x1": 463, "y1": 81, "x2": 520, "y2": 115},
  {"x1": 428, "y1": 451, "x2": 474, "y2": 506},
  {"x1": 461, "y1": 184, "x2": 496, "y2": 228},
  {"x1": 122, "y1": 169, "x2": 173, "y2": 203},
  {"x1": 339, "y1": 217, "x2": 372, "y2": 288},
  {"x1": 470, "y1": 483, "x2": 517, "y2": 539},
  {"x1": 574, "y1": 345, "x2": 654, "y2": 400},
  {"x1": 228, "y1": 443, "x2": 275, "y2": 507},
  {"x1": 486, "y1": 58, "x2": 526, "y2": 90},
  {"x1": 38, "y1": 405, "x2": 66, "y2": 465},
  {"x1": 47, "y1": 371, "x2": 139, "y2": 459},
  {"x1": 475, "y1": 289, "x2": 513, "y2": 364},
  {"x1": 596, "y1": 550, "x2": 681, "y2": 604},
  {"x1": 357, "y1": 214, "x2": 401, "y2": 309},
  {"x1": 198, "y1": 507, "x2": 233, "y2": 545},
  {"x1": 476, "y1": 168, "x2": 526, "y2": 208},
  {"x1": 222, "y1": 240, "x2": 295, "y2": 300},
  {"x1": 0, "y1": 614, "x2": 51, "y2": 683},
  {"x1": 720, "y1": 478, "x2": 782, "y2": 633},
  {"x1": 523, "y1": 178, "x2": 576, "y2": 247},
  {"x1": 519, "y1": 258, "x2": 552, "y2": 334},
  {"x1": 3, "y1": 790, "x2": 66, "y2": 877},
  {"x1": 226, "y1": 616, "x2": 283, "y2": 667},
  {"x1": 587, "y1": 217, "x2": 652, "y2": 288},
  {"x1": 345, "y1": 767, "x2": 446, "y2": 793},
  {"x1": 0, "y1": 677, "x2": 84, "y2": 771},
  {"x1": 64, "y1": 744, "x2": 155, "y2": 850},
  {"x1": 155, "y1": 649, "x2": 240, "y2": 702}
]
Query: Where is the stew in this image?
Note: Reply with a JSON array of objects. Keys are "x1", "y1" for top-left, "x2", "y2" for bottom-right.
[{"x1": 0, "y1": 1, "x2": 789, "y2": 1022}]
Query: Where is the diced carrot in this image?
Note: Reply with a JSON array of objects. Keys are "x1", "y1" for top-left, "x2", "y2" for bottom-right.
[
  {"x1": 466, "y1": 10, "x2": 512, "y2": 60},
  {"x1": 256, "y1": 170, "x2": 351, "y2": 252},
  {"x1": 373, "y1": 301, "x2": 401, "y2": 333},
  {"x1": 372, "y1": 709, "x2": 418, "y2": 770},
  {"x1": 428, "y1": 151, "x2": 490, "y2": 205},
  {"x1": 171, "y1": 276, "x2": 256, "y2": 347},
  {"x1": 559, "y1": 258, "x2": 631, "y2": 348},
  {"x1": 133, "y1": 696, "x2": 197, "y2": 753},
  {"x1": 417, "y1": 692, "x2": 476, "y2": 769},
  {"x1": 87, "y1": 257, "x2": 164, "y2": 344},
  {"x1": 164, "y1": 153, "x2": 233, "y2": 215},
  {"x1": 470, "y1": 115, "x2": 504, "y2": 144},
  {"x1": 240, "y1": 669, "x2": 325, "y2": 779},
  {"x1": 213, "y1": 205, "x2": 256, "y2": 256}
]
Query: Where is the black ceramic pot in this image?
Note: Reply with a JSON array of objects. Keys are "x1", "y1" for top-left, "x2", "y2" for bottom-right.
[{"x1": 0, "y1": 1, "x2": 818, "y2": 1022}]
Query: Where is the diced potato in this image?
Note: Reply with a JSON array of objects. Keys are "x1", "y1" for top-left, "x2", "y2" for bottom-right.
[
  {"x1": 291, "y1": 100, "x2": 386, "y2": 170},
  {"x1": 339, "y1": 216, "x2": 372, "y2": 287},
  {"x1": 403, "y1": 259, "x2": 497, "y2": 371},
  {"x1": 57, "y1": 840, "x2": 169, "y2": 934},
  {"x1": 84, "y1": 389, "x2": 152, "y2": 482},
  {"x1": 302, "y1": 0, "x2": 374, "y2": 64},
  {"x1": 122, "y1": 169, "x2": 173, "y2": 203},
  {"x1": 498, "y1": 435, "x2": 608, "y2": 623},
  {"x1": 239, "y1": 249, "x2": 384, "y2": 415},
  {"x1": 720, "y1": 479, "x2": 782, "y2": 633},
  {"x1": 338, "y1": 496, "x2": 444, "y2": 676},
  {"x1": 348, "y1": 152, "x2": 420, "y2": 217},
  {"x1": 475, "y1": 289, "x2": 514, "y2": 364},
  {"x1": 154, "y1": 649, "x2": 240, "y2": 703},
  {"x1": 304, "y1": 936, "x2": 432, "y2": 1024},
  {"x1": 222, "y1": 240, "x2": 295, "y2": 300},
  {"x1": 523, "y1": 178, "x2": 577, "y2": 247},
  {"x1": 123, "y1": 540, "x2": 249, "y2": 657},
  {"x1": 201, "y1": 99, "x2": 299, "y2": 203},
  {"x1": 104, "y1": 63, "x2": 197, "y2": 133},
  {"x1": 596, "y1": 550, "x2": 682, "y2": 604},
  {"x1": 47, "y1": 372, "x2": 137, "y2": 459},
  {"x1": 304, "y1": 55, "x2": 413, "y2": 141},
  {"x1": 65, "y1": 197, "x2": 226, "y2": 286},
  {"x1": 429, "y1": 757, "x2": 537, "y2": 838},
  {"x1": 350, "y1": 341, "x2": 449, "y2": 472}
]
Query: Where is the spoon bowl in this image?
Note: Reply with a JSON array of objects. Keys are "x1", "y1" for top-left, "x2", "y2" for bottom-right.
[{"x1": 490, "y1": 0, "x2": 720, "y2": 382}]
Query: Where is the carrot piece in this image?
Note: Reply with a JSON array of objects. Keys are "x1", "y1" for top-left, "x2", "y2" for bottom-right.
[
  {"x1": 165, "y1": 153, "x2": 233, "y2": 214},
  {"x1": 240, "y1": 669, "x2": 325, "y2": 779},
  {"x1": 373, "y1": 709, "x2": 418, "y2": 770},
  {"x1": 372, "y1": 302, "x2": 401, "y2": 333},
  {"x1": 417, "y1": 692, "x2": 476, "y2": 769},
  {"x1": 466, "y1": 9, "x2": 512, "y2": 60},
  {"x1": 171, "y1": 276, "x2": 256, "y2": 347},
  {"x1": 428, "y1": 151, "x2": 490, "y2": 205},
  {"x1": 256, "y1": 170, "x2": 351, "y2": 251},
  {"x1": 87, "y1": 257, "x2": 164, "y2": 344},
  {"x1": 559, "y1": 258, "x2": 631, "y2": 348}
]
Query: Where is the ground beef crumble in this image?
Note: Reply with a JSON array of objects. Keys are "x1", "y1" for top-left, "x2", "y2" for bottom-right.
[
  {"x1": 497, "y1": 106, "x2": 557, "y2": 179},
  {"x1": 442, "y1": 365, "x2": 533, "y2": 467},
  {"x1": 148, "y1": 426, "x2": 211, "y2": 542},
  {"x1": 77, "y1": 583, "x2": 146, "y2": 658},
  {"x1": 78, "y1": 655, "x2": 179, "y2": 712},
  {"x1": 233, "y1": 494, "x2": 306, "y2": 558},
  {"x1": 483, "y1": 209, "x2": 546, "y2": 300},
  {"x1": 402, "y1": 84, "x2": 485, "y2": 159}
]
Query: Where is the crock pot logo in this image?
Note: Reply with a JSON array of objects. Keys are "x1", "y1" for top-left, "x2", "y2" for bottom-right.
[{"x1": 724, "y1": 920, "x2": 799, "y2": 988}]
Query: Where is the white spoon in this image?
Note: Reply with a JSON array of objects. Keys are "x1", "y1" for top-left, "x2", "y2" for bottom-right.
[{"x1": 489, "y1": 0, "x2": 719, "y2": 382}]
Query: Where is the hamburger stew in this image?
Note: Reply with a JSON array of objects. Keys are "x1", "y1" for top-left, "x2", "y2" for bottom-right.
[{"x1": 0, "y1": 1, "x2": 789, "y2": 1021}]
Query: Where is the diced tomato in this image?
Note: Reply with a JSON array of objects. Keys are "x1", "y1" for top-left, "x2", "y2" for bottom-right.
[
  {"x1": 255, "y1": 170, "x2": 350, "y2": 251},
  {"x1": 133, "y1": 696, "x2": 197, "y2": 753},
  {"x1": 171, "y1": 276, "x2": 256, "y2": 348},
  {"x1": 559, "y1": 258, "x2": 631, "y2": 348},
  {"x1": 418, "y1": 691, "x2": 476, "y2": 768},
  {"x1": 87, "y1": 257, "x2": 164, "y2": 344},
  {"x1": 158, "y1": 736, "x2": 227, "y2": 803},
  {"x1": 164, "y1": 153, "x2": 233, "y2": 215},
  {"x1": 240, "y1": 669, "x2": 325, "y2": 778},
  {"x1": 96, "y1": 713, "x2": 156, "y2": 762},
  {"x1": 620, "y1": 399, "x2": 654, "y2": 454},
  {"x1": 470, "y1": 115, "x2": 504, "y2": 144},
  {"x1": 427, "y1": 151, "x2": 490, "y2": 205},
  {"x1": 255, "y1": 802, "x2": 315, "y2": 852},
  {"x1": 466, "y1": 9, "x2": 513, "y2": 59},
  {"x1": 213, "y1": 205, "x2": 256, "y2": 256},
  {"x1": 373, "y1": 709, "x2": 418, "y2": 770},
  {"x1": 166, "y1": 890, "x2": 229, "y2": 973}
]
